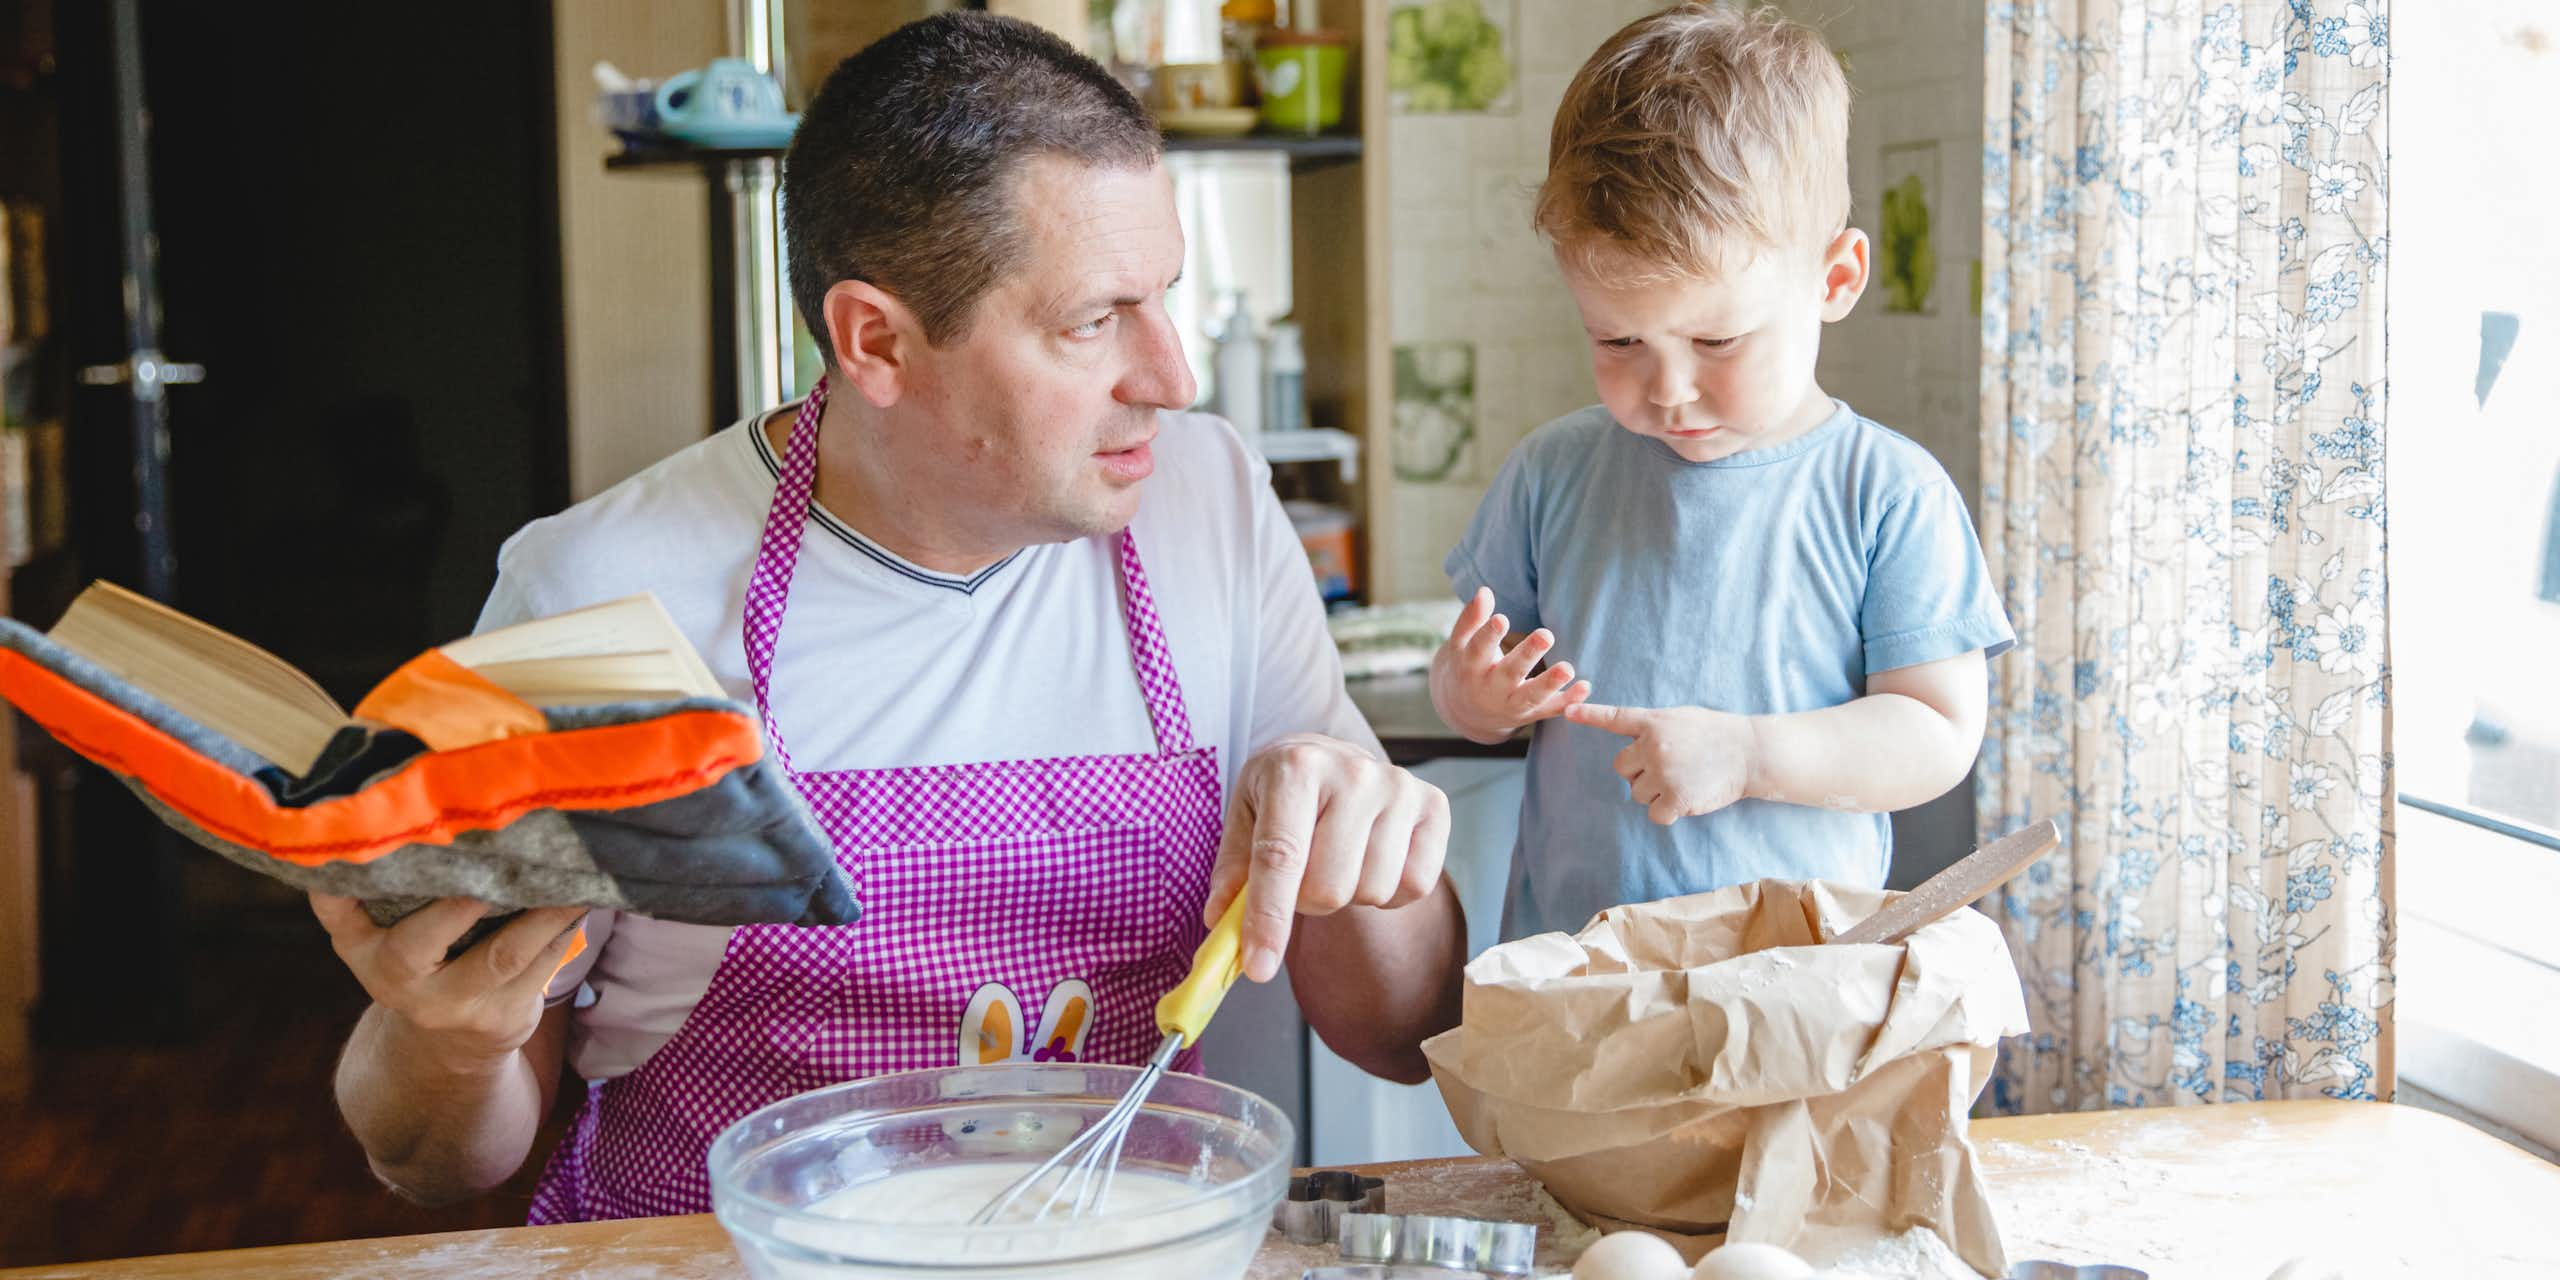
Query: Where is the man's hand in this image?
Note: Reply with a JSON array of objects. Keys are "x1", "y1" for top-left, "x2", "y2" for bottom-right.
[
  {"x1": 310, "y1": 894, "x2": 586, "y2": 1070},
  {"x1": 1429, "y1": 588, "x2": 1591, "y2": 744},
  {"x1": 1564, "y1": 702, "x2": 1759, "y2": 825},
  {"x1": 1204, "y1": 735, "x2": 1450, "y2": 983}
]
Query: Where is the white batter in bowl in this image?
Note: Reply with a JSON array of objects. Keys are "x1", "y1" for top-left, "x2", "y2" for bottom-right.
[{"x1": 708, "y1": 1062, "x2": 1292, "y2": 1279}]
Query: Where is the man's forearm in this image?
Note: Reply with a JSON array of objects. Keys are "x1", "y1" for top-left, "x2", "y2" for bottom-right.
[
  {"x1": 1287, "y1": 878, "x2": 1466, "y2": 1085},
  {"x1": 335, "y1": 1002, "x2": 553, "y2": 1206},
  {"x1": 1748, "y1": 693, "x2": 1979, "y2": 813}
]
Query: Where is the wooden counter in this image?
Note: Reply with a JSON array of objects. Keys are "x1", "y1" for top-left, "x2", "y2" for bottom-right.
[{"x1": 7, "y1": 1101, "x2": 2553, "y2": 1279}]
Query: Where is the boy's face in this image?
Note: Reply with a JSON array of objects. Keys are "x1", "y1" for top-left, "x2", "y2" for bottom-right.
[{"x1": 1559, "y1": 230, "x2": 1868, "y2": 464}]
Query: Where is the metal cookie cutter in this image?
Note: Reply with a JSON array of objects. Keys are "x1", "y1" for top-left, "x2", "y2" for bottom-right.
[
  {"x1": 1339, "y1": 1211, "x2": 1538, "y2": 1276},
  {"x1": 1274, "y1": 1170, "x2": 1388, "y2": 1245},
  {"x1": 1301, "y1": 1269, "x2": 1491, "y2": 1280},
  {"x1": 2007, "y1": 1264, "x2": 2150, "y2": 1280}
]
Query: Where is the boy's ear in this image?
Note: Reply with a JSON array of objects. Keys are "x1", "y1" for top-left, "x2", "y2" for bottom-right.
[
  {"x1": 823, "y1": 278, "x2": 922, "y2": 409},
  {"x1": 1817, "y1": 227, "x2": 1871, "y2": 322}
]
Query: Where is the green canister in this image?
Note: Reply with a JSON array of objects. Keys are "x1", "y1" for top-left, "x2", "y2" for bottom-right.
[{"x1": 1254, "y1": 28, "x2": 1347, "y2": 134}]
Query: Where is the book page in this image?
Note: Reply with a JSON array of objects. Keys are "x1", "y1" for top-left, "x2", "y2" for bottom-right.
[
  {"x1": 464, "y1": 653, "x2": 703, "y2": 704},
  {"x1": 46, "y1": 582, "x2": 349, "y2": 773},
  {"x1": 440, "y1": 594, "x2": 723, "y2": 699}
]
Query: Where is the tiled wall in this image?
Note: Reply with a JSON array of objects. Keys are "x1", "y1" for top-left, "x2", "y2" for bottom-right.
[
  {"x1": 1786, "y1": 0, "x2": 1987, "y2": 513},
  {"x1": 1380, "y1": 0, "x2": 1988, "y2": 603},
  {"x1": 1379, "y1": 0, "x2": 1666, "y2": 602}
]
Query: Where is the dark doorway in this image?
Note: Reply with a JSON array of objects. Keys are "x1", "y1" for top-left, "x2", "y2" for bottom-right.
[{"x1": 26, "y1": 0, "x2": 567, "y2": 1042}]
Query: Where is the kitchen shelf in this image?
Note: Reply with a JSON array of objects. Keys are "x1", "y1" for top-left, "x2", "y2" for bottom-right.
[
  {"x1": 1165, "y1": 131, "x2": 1362, "y2": 169},
  {"x1": 1254, "y1": 427, "x2": 1362, "y2": 482},
  {"x1": 604, "y1": 130, "x2": 1362, "y2": 174},
  {"x1": 603, "y1": 144, "x2": 785, "y2": 172}
]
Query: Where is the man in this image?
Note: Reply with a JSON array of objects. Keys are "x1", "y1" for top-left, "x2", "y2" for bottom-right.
[{"x1": 312, "y1": 13, "x2": 1465, "y2": 1220}]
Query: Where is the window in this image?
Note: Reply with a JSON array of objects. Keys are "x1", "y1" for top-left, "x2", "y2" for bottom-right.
[
  {"x1": 2541, "y1": 462, "x2": 2560, "y2": 607},
  {"x1": 2389, "y1": 3, "x2": 2560, "y2": 1154}
]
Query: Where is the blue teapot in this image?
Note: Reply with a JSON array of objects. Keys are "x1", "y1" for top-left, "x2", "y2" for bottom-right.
[{"x1": 655, "y1": 58, "x2": 798, "y2": 148}]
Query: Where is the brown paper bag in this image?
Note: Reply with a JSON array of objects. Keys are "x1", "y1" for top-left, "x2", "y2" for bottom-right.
[{"x1": 1421, "y1": 879, "x2": 2029, "y2": 1278}]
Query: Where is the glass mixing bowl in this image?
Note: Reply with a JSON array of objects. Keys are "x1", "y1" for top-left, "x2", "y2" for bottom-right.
[{"x1": 708, "y1": 1062, "x2": 1291, "y2": 1279}]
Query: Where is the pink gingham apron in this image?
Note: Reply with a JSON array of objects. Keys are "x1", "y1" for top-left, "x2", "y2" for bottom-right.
[{"x1": 526, "y1": 378, "x2": 1224, "y2": 1222}]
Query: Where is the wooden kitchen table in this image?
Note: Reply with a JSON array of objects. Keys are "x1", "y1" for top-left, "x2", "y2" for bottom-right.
[{"x1": 7, "y1": 1101, "x2": 2553, "y2": 1279}]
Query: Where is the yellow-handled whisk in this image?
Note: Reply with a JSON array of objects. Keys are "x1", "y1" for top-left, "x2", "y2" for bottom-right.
[{"x1": 969, "y1": 894, "x2": 1251, "y2": 1224}]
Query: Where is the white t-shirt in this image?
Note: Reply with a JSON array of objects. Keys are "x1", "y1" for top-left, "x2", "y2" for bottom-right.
[{"x1": 485, "y1": 408, "x2": 1374, "y2": 1080}]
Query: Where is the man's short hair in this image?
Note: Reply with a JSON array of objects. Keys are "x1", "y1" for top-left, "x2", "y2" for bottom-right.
[
  {"x1": 1536, "y1": 3, "x2": 1852, "y2": 281},
  {"x1": 783, "y1": 12, "x2": 1161, "y2": 351}
]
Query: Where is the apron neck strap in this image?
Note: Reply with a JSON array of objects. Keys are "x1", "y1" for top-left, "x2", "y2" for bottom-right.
[
  {"x1": 1114, "y1": 527, "x2": 1196, "y2": 755},
  {"x1": 740, "y1": 379, "x2": 1200, "y2": 767},
  {"x1": 739, "y1": 378, "x2": 832, "y2": 774}
]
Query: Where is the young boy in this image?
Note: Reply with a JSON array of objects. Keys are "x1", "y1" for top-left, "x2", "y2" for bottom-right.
[{"x1": 1431, "y1": 4, "x2": 2014, "y2": 942}]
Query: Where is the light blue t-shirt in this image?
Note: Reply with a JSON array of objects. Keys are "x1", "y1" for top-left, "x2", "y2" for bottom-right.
[{"x1": 1447, "y1": 401, "x2": 2014, "y2": 942}]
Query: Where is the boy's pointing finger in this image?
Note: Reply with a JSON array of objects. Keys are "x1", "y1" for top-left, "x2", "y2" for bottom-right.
[{"x1": 1565, "y1": 702, "x2": 1649, "y2": 736}]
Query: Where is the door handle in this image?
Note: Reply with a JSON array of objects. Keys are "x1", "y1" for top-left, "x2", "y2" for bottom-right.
[{"x1": 79, "y1": 351, "x2": 206, "y2": 402}]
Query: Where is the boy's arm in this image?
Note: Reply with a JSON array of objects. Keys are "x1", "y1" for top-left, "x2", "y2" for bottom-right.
[
  {"x1": 1564, "y1": 649, "x2": 1987, "y2": 823},
  {"x1": 1748, "y1": 649, "x2": 1988, "y2": 810}
]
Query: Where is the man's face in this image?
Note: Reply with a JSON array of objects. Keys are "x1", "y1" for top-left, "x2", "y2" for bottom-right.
[
  {"x1": 893, "y1": 156, "x2": 1196, "y2": 547},
  {"x1": 1558, "y1": 238, "x2": 1852, "y2": 464}
]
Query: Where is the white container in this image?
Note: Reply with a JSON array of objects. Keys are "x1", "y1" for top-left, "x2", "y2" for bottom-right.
[
  {"x1": 1263, "y1": 318, "x2": 1305, "y2": 437},
  {"x1": 1164, "y1": 151, "x2": 1292, "y2": 403},
  {"x1": 1210, "y1": 293, "x2": 1263, "y2": 439}
]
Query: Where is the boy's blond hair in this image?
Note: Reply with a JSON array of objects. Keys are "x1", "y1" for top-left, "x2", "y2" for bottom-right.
[{"x1": 1536, "y1": 3, "x2": 1851, "y2": 281}]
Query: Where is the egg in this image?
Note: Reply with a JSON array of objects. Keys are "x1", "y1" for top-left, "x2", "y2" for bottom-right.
[
  {"x1": 1573, "y1": 1230, "x2": 1691, "y2": 1280},
  {"x1": 1689, "y1": 1241, "x2": 1817, "y2": 1280}
]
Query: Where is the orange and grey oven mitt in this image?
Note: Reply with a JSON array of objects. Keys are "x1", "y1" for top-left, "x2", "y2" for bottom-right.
[{"x1": 0, "y1": 624, "x2": 859, "y2": 934}]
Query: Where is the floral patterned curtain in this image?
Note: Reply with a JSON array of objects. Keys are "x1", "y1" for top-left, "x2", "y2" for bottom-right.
[{"x1": 1976, "y1": 0, "x2": 2393, "y2": 1112}]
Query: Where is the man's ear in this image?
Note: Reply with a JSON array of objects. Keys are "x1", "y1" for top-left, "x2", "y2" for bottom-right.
[
  {"x1": 1818, "y1": 227, "x2": 1871, "y2": 322},
  {"x1": 823, "y1": 279, "x2": 921, "y2": 408}
]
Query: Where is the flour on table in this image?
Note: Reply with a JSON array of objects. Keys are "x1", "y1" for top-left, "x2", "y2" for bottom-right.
[
  {"x1": 1802, "y1": 1225, "x2": 1973, "y2": 1279},
  {"x1": 1534, "y1": 1185, "x2": 1604, "y2": 1256},
  {"x1": 1980, "y1": 1135, "x2": 2182, "y2": 1266}
]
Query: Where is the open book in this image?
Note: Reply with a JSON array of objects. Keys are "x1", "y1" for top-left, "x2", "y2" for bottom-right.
[{"x1": 43, "y1": 582, "x2": 724, "y2": 776}]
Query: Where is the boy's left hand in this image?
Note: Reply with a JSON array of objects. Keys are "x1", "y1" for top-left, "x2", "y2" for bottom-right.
[{"x1": 1564, "y1": 703, "x2": 1758, "y2": 825}]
